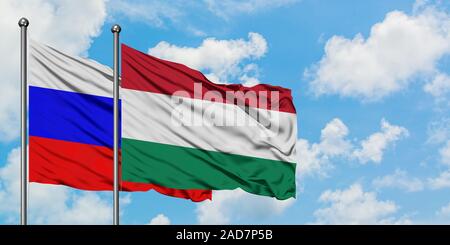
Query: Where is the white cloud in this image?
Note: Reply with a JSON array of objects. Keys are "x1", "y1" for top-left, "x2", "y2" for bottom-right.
[
  {"x1": 148, "y1": 214, "x2": 171, "y2": 225},
  {"x1": 427, "y1": 119, "x2": 450, "y2": 171},
  {"x1": 307, "y1": 5, "x2": 450, "y2": 101},
  {"x1": 313, "y1": 183, "x2": 410, "y2": 224},
  {"x1": 298, "y1": 118, "x2": 408, "y2": 177},
  {"x1": 427, "y1": 117, "x2": 450, "y2": 144},
  {"x1": 0, "y1": 148, "x2": 22, "y2": 215},
  {"x1": 439, "y1": 140, "x2": 450, "y2": 165},
  {"x1": 428, "y1": 170, "x2": 450, "y2": 189},
  {"x1": 148, "y1": 32, "x2": 267, "y2": 84},
  {"x1": 204, "y1": 0, "x2": 298, "y2": 20},
  {"x1": 238, "y1": 63, "x2": 262, "y2": 86},
  {"x1": 296, "y1": 138, "x2": 327, "y2": 177},
  {"x1": 0, "y1": 0, "x2": 107, "y2": 141},
  {"x1": 297, "y1": 118, "x2": 351, "y2": 177},
  {"x1": 32, "y1": 188, "x2": 112, "y2": 225},
  {"x1": 0, "y1": 85, "x2": 21, "y2": 142},
  {"x1": 239, "y1": 75, "x2": 261, "y2": 87},
  {"x1": 352, "y1": 119, "x2": 409, "y2": 164},
  {"x1": 196, "y1": 189, "x2": 295, "y2": 224},
  {"x1": 372, "y1": 169, "x2": 424, "y2": 192},
  {"x1": 437, "y1": 202, "x2": 450, "y2": 217},
  {"x1": 424, "y1": 73, "x2": 450, "y2": 98},
  {"x1": 0, "y1": 147, "x2": 119, "y2": 224},
  {"x1": 318, "y1": 118, "x2": 352, "y2": 157}
]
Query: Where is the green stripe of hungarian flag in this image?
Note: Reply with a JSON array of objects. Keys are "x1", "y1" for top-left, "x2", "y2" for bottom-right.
[{"x1": 121, "y1": 44, "x2": 297, "y2": 200}]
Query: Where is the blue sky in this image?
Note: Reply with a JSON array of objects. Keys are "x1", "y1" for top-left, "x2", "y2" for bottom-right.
[{"x1": 1, "y1": 0, "x2": 450, "y2": 224}]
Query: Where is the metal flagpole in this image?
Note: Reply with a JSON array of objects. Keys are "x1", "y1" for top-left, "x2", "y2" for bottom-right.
[
  {"x1": 18, "y1": 17, "x2": 29, "y2": 226},
  {"x1": 111, "y1": 24, "x2": 121, "y2": 226}
]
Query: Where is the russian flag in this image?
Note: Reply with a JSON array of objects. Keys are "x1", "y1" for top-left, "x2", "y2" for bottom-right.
[{"x1": 28, "y1": 40, "x2": 211, "y2": 202}]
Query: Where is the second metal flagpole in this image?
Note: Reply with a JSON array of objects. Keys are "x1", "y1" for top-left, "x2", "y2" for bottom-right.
[
  {"x1": 19, "y1": 17, "x2": 29, "y2": 226},
  {"x1": 112, "y1": 24, "x2": 121, "y2": 225}
]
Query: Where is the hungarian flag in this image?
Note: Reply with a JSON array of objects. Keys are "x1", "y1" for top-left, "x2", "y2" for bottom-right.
[
  {"x1": 28, "y1": 40, "x2": 211, "y2": 202},
  {"x1": 121, "y1": 44, "x2": 297, "y2": 200}
]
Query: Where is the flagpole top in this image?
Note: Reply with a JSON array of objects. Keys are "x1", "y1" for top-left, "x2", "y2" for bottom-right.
[
  {"x1": 18, "y1": 18, "x2": 29, "y2": 27},
  {"x1": 111, "y1": 24, "x2": 121, "y2": 34}
]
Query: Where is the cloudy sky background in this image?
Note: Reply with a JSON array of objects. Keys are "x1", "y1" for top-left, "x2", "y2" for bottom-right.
[{"x1": 0, "y1": 0, "x2": 450, "y2": 224}]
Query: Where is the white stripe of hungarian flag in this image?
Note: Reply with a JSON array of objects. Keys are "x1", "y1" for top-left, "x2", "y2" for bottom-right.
[{"x1": 121, "y1": 44, "x2": 297, "y2": 200}]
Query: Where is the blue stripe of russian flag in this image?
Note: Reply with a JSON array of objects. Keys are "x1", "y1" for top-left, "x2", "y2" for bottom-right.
[{"x1": 29, "y1": 86, "x2": 121, "y2": 148}]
